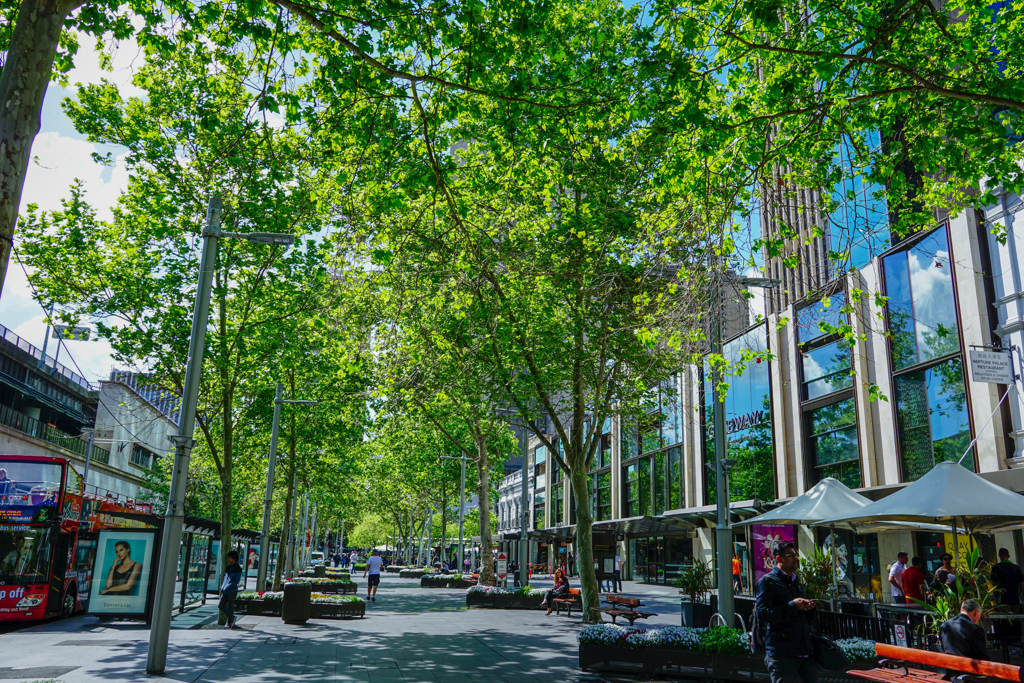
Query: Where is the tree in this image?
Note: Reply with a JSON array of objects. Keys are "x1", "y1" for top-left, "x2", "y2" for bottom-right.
[
  {"x1": 17, "y1": 36, "x2": 337, "y2": 575},
  {"x1": 657, "y1": 0, "x2": 1024, "y2": 242}
]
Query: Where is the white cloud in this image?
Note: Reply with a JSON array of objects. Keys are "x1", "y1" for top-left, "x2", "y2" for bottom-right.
[
  {"x1": 23, "y1": 132, "x2": 130, "y2": 220},
  {"x1": 65, "y1": 30, "x2": 146, "y2": 100}
]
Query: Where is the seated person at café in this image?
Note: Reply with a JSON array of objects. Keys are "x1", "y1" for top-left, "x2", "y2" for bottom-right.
[{"x1": 940, "y1": 598, "x2": 989, "y2": 678}]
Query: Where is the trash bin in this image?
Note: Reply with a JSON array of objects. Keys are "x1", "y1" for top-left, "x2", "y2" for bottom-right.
[
  {"x1": 282, "y1": 581, "x2": 311, "y2": 624},
  {"x1": 314, "y1": 565, "x2": 326, "y2": 578}
]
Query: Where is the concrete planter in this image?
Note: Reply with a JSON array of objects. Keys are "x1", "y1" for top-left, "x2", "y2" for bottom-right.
[
  {"x1": 465, "y1": 592, "x2": 545, "y2": 610},
  {"x1": 421, "y1": 575, "x2": 476, "y2": 589},
  {"x1": 236, "y1": 599, "x2": 282, "y2": 616},
  {"x1": 579, "y1": 645, "x2": 869, "y2": 681}
]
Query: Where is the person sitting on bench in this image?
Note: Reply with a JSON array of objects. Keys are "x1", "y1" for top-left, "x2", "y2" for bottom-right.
[
  {"x1": 540, "y1": 568, "x2": 571, "y2": 616},
  {"x1": 940, "y1": 598, "x2": 989, "y2": 678}
]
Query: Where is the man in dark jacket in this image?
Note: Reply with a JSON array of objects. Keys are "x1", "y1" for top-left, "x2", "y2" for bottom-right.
[
  {"x1": 939, "y1": 599, "x2": 988, "y2": 678},
  {"x1": 755, "y1": 542, "x2": 819, "y2": 683}
]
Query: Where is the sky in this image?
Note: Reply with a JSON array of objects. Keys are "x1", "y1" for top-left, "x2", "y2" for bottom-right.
[{"x1": 0, "y1": 35, "x2": 145, "y2": 385}]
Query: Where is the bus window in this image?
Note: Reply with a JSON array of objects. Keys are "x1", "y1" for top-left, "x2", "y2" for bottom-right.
[
  {"x1": 0, "y1": 529, "x2": 54, "y2": 586},
  {"x1": 0, "y1": 460, "x2": 62, "y2": 511}
]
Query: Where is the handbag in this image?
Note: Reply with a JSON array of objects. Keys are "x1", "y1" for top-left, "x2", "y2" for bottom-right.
[{"x1": 811, "y1": 629, "x2": 849, "y2": 671}]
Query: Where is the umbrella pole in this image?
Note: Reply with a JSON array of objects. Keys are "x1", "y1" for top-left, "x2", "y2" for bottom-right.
[{"x1": 831, "y1": 524, "x2": 839, "y2": 612}]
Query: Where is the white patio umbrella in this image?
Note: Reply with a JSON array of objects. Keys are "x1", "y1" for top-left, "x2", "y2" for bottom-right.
[
  {"x1": 738, "y1": 477, "x2": 870, "y2": 599},
  {"x1": 815, "y1": 461, "x2": 1024, "y2": 534}
]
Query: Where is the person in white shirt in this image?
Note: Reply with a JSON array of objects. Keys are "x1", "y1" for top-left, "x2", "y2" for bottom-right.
[
  {"x1": 363, "y1": 550, "x2": 384, "y2": 601},
  {"x1": 888, "y1": 551, "x2": 908, "y2": 603},
  {"x1": 611, "y1": 554, "x2": 623, "y2": 593},
  {"x1": 349, "y1": 551, "x2": 358, "y2": 567}
]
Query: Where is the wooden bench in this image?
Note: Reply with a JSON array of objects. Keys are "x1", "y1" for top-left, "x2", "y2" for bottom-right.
[
  {"x1": 849, "y1": 642, "x2": 1022, "y2": 683},
  {"x1": 553, "y1": 588, "x2": 582, "y2": 616},
  {"x1": 599, "y1": 595, "x2": 658, "y2": 626}
]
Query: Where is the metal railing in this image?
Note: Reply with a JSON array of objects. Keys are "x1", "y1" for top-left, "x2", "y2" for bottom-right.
[
  {"x1": 0, "y1": 402, "x2": 110, "y2": 463},
  {"x1": 0, "y1": 322, "x2": 94, "y2": 392}
]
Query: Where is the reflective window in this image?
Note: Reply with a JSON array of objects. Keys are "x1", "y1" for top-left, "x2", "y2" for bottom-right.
[
  {"x1": 661, "y1": 376, "x2": 684, "y2": 447},
  {"x1": 533, "y1": 491, "x2": 545, "y2": 530},
  {"x1": 597, "y1": 472, "x2": 611, "y2": 521},
  {"x1": 895, "y1": 358, "x2": 973, "y2": 481},
  {"x1": 808, "y1": 399, "x2": 861, "y2": 487},
  {"x1": 704, "y1": 325, "x2": 775, "y2": 503},
  {"x1": 797, "y1": 293, "x2": 848, "y2": 345},
  {"x1": 639, "y1": 457, "x2": 652, "y2": 516},
  {"x1": 668, "y1": 448, "x2": 682, "y2": 510},
  {"x1": 640, "y1": 416, "x2": 661, "y2": 454},
  {"x1": 884, "y1": 228, "x2": 960, "y2": 370},
  {"x1": 654, "y1": 452, "x2": 667, "y2": 515},
  {"x1": 803, "y1": 340, "x2": 853, "y2": 400},
  {"x1": 553, "y1": 485, "x2": 564, "y2": 525},
  {"x1": 0, "y1": 528, "x2": 54, "y2": 586},
  {"x1": 624, "y1": 464, "x2": 639, "y2": 517}
]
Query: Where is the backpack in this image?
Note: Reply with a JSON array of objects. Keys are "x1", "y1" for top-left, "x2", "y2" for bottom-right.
[{"x1": 749, "y1": 600, "x2": 766, "y2": 654}]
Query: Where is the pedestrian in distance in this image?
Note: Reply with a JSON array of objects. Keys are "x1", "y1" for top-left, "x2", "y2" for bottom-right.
[
  {"x1": 888, "y1": 551, "x2": 908, "y2": 604},
  {"x1": 612, "y1": 554, "x2": 623, "y2": 593},
  {"x1": 755, "y1": 542, "x2": 818, "y2": 683},
  {"x1": 364, "y1": 549, "x2": 383, "y2": 602},
  {"x1": 219, "y1": 550, "x2": 243, "y2": 629},
  {"x1": 733, "y1": 554, "x2": 743, "y2": 593}
]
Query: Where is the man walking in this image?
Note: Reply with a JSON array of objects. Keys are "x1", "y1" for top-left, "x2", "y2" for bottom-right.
[
  {"x1": 755, "y1": 542, "x2": 818, "y2": 683},
  {"x1": 612, "y1": 554, "x2": 623, "y2": 593},
  {"x1": 364, "y1": 549, "x2": 383, "y2": 602},
  {"x1": 219, "y1": 550, "x2": 243, "y2": 629},
  {"x1": 733, "y1": 554, "x2": 744, "y2": 593},
  {"x1": 888, "y1": 552, "x2": 908, "y2": 604}
]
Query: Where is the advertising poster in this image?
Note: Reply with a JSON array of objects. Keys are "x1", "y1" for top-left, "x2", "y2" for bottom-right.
[
  {"x1": 206, "y1": 540, "x2": 220, "y2": 592},
  {"x1": 88, "y1": 529, "x2": 156, "y2": 617},
  {"x1": 751, "y1": 524, "x2": 795, "y2": 586}
]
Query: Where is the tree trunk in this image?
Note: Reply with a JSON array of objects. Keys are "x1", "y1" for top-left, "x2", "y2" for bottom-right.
[
  {"x1": 570, "y1": 469, "x2": 601, "y2": 623},
  {"x1": 475, "y1": 435, "x2": 495, "y2": 586},
  {"x1": 273, "y1": 462, "x2": 293, "y2": 590},
  {"x1": 0, "y1": 0, "x2": 77, "y2": 298},
  {"x1": 439, "y1": 494, "x2": 447, "y2": 565}
]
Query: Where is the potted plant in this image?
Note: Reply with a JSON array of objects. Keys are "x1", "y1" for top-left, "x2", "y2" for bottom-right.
[
  {"x1": 675, "y1": 559, "x2": 714, "y2": 628},
  {"x1": 799, "y1": 546, "x2": 835, "y2": 603}
]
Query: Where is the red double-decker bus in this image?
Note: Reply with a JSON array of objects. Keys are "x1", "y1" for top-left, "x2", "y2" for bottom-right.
[{"x1": 0, "y1": 454, "x2": 153, "y2": 622}]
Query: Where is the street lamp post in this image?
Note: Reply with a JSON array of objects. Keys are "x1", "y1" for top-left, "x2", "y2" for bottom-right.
[
  {"x1": 256, "y1": 383, "x2": 316, "y2": 591},
  {"x1": 709, "y1": 275, "x2": 778, "y2": 630},
  {"x1": 146, "y1": 197, "x2": 294, "y2": 675}
]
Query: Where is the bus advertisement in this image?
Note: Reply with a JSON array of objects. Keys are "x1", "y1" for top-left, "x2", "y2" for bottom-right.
[{"x1": 0, "y1": 454, "x2": 157, "y2": 622}]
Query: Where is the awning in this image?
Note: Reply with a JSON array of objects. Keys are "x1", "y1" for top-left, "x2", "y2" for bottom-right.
[{"x1": 593, "y1": 515, "x2": 696, "y2": 537}]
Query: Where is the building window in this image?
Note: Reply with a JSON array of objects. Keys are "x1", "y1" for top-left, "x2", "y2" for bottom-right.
[
  {"x1": 130, "y1": 443, "x2": 156, "y2": 468},
  {"x1": 883, "y1": 225, "x2": 973, "y2": 480},
  {"x1": 533, "y1": 491, "x2": 545, "y2": 530},
  {"x1": 638, "y1": 456, "x2": 652, "y2": 516},
  {"x1": 600, "y1": 432, "x2": 612, "y2": 469},
  {"x1": 669, "y1": 447, "x2": 682, "y2": 510},
  {"x1": 597, "y1": 471, "x2": 611, "y2": 521},
  {"x1": 624, "y1": 463, "x2": 639, "y2": 517},
  {"x1": 808, "y1": 398, "x2": 860, "y2": 487},
  {"x1": 534, "y1": 445, "x2": 546, "y2": 491},
  {"x1": 703, "y1": 325, "x2": 776, "y2": 503},
  {"x1": 654, "y1": 452, "x2": 667, "y2": 515},
  {"x1": 797, "y1": 291, "x2": 861, "y2": 488},
  {"x1": 639, "y1": 415, "x2": 661, "y2": 454},
  {"x1": 553, "y1": 485, "x2": 564, "y2": 525},
  {"x1": 884, "y1": 227, "x2": 961, "y2": 371}
]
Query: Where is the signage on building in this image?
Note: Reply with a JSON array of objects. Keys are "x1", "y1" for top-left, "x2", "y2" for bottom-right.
[
  {"x1": 52, "y1": 325, "x2": 91, "y2": 341},
  {"x1": 726, "y1": 409, "x2": 767, "y2": 434},
  {"x1": 969, "y1": 350, "x2": 1015, "y2": 384}
]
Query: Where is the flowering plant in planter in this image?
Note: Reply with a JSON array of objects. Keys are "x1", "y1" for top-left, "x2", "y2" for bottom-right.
[
  {"x1": 467, "y1": 585, "x2": 517, "y2": 596},
  {"x1": 578, "y1": 624, "x2": 747, "y2": 654},
  {"x1": 289, "y1": 578, "x2": 354, "y2": 586},
  {"x1": 237, "y1": 591, "x2": 284, "y2": 601},
  {"x1": 310, "y1": 593, "x2": 364, "y2": 604},
  {"x1": 836, "y1": 638, "x2": 878, "y2": 662}
]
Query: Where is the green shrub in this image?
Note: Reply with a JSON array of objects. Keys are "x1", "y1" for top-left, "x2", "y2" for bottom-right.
[{"x1": 696, "y1": 626, "x2": 748, "y2": 655}]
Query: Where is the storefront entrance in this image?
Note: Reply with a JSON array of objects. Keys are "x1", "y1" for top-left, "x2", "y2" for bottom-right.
[{"x1": 629, "y1": 535, "x2": 692, "y2": 584}]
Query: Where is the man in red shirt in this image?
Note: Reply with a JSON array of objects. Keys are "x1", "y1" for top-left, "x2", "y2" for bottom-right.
[{"x1": 902, "y1": 556, "x2": 928, "y2": 603}]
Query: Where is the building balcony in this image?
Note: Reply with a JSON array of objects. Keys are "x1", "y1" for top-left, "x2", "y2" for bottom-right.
[{"x1": 0, "y1": 401, "x2": 110, "y2": 464}]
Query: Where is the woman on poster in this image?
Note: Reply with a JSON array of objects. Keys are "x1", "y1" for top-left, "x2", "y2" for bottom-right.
[{"x1": 99, "y1": 540, "x2": 143, "y2": 595}]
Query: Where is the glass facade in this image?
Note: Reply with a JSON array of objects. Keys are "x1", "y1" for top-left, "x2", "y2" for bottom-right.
[
  {"x1": 884, "y1": 226, "x2": 973, "y2": 480},
  {"x1": 828, "y1": 131, "x2": 891, "y2": 271},
  {"x1": 622, "y1": 375, "x2": 686, "y2": 517},
  {"x1": 704, "y1": 325, "x2": 775, "y2": 503},
  {"x1": 798, "y1": 291, "x2": 860, "y2": 487}
]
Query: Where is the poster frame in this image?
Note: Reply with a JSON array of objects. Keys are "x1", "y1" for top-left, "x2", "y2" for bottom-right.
[{"x1": 87, "y1": 527, "x2": 161, "y2": 620}]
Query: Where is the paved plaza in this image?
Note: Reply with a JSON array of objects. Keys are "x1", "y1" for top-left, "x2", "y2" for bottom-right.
[{"x1": 0, "y1": 573, "x2": 689, "y2": 683}]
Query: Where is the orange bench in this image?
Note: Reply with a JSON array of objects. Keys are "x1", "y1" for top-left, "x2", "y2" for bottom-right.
[
  {"x1": 600, "y1": 595, "x2": 658, "y2": 626},
  {"x1": 553, "y1": 588, "x2": 582, "y2": 617},
  {"x1": 849, "y1": 642, "x2": 1021, "y2": 682}
]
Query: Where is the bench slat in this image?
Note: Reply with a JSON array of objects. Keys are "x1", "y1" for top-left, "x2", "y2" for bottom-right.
[{"x1": 874, "y1": 643, "x2": 1022, "y2": 682}]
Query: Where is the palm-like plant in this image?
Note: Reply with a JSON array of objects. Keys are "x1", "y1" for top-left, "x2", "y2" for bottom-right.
[{"x1": 910, "y1": 546, "x2": 1001, "y2": 636}]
